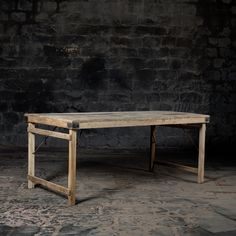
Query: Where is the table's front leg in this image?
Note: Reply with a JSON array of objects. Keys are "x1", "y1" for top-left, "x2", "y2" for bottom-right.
[
  {"x1": 68, "y1": 129, "x2": 77, "y2": 205},
  {"x1": 198, "y1": 123, "x2": 206, "y2": 183},
  {"x1": 28, "y1": 123, "x2": 35, "y2": 188}
]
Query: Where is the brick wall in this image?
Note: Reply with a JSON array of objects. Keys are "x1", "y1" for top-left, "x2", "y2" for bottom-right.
[{"x1": 0, "y1": 0, "x2": 235, "y2": 151}]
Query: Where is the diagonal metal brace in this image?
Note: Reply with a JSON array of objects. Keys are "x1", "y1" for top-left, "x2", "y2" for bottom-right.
[{"x1": 33, "y1": 126, "x2": 57, "y2": 154}]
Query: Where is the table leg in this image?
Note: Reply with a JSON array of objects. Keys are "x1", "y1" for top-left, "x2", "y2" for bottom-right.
[
  {"x1": 149, "y1": 125, "x2": 156, "y2": 172},
  {"x1": 28, "y1": 123, "x2": 35, "y2": 188},
  {"x1": 68, "y1": 129, "x2": 77, "y2": 205},
  {"x1": 198, "y1": 123, "x2": 206, "y2": 183}
]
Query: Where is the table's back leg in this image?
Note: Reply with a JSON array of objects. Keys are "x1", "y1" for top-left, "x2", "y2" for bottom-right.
[
  {"x1": 198, "y1": 123, "x2": 206, "y2": 183},
  {"x1": 149, "y1": 125, "x2": 156, "y2": 172},
  {"x1": 28, "y1": 123, "x2": 35, "y2": 188},
  {"x1": 68, "y1": 129, "x2": 77, "y2": 205}
]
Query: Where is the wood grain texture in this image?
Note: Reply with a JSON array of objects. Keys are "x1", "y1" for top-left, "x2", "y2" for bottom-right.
[
  {"x1": 198, "y1": 123, "x2": 206, "y2": 183},
  {"x1": 28, "y1": 123, "x2": 35, "y2": 189},
  {"x1": 28, "y1": 175, "x2": 71, "y2": 196},
  {"x1": 28, "y1": 126, "x2": 71, "y2": 140},
  {"x1": 68, "y1": 129, "x2": 77, "y2": 206},
  {"x1": 25, "y1": 111, "x2": 210, "y2": 129}
]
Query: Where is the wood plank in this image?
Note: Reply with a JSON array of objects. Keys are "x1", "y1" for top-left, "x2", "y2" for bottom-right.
[
  {"x1": 68, "y1": 129, "x2": 77, "y2": 206},
  {"x1": 25, "y1": 111, "x2": 210, "y2": 129},
  {"x1": 67, "y1": 112, "x2": 209, "y2": 124},
  {"x1": 28, "y1": 175, "x2": 71, "y2": 196},
  {"x1": 27, "y1": 116, "x2": 69, "y2": 128},
  {"x1": 76, "y1": 117, "x2": 208, "y2": 129},
  {"x1": 28, "y1": 123, "x2": 35, "y2": 189},
  {"x1": 28, "y1": 126, "x2": 71, "y2": 140},
  {"x1": 149, "y1": 126, "x2": 156, "y2": 171},
  {"x1": 157, "y1": 160, "x2": 198, "y2": 173},
  {"x1": 25, "y1": 111, "x2": 209, "y2": 120},
  {"x1": 198, "y1": 123, "x2": 206, "y2": 183}
]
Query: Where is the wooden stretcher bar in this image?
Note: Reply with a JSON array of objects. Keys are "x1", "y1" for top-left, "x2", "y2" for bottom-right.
[
  {"x1": 156, "y1": 160, "x2": 198, "y2": 174},
  {"x1": 28, "y1": 126, "x2": 71, "y2": 140},
  {"x1": 28, "y1": 175, "x2": 71, "y2": 196}
]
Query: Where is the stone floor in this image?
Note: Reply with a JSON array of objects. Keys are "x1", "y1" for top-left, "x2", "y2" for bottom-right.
[{"x1": 0, "y1": 148, "x2": 236, "y2": 235}]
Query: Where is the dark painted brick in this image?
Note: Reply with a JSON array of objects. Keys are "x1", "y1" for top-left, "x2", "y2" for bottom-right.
[
  {"x1": 0, "y1": 102, "x2": 8, "y2": 112},
  {"x1": 107, "y1": 93, "x2": 131, "y2": 103},
  {"x1": 18, "y1": 0, "x2": 33, "y2": 11},
  {"x1": 213, "y1": 58, "x2": 225, "y2": 68},
  {"x1": 153, "y1": 80, "x2": 168, "y2": 91},
  {"x1": 160, "y1": 92, "x2": 179, "y2": 102},
  {"x1": 134, "y1": 69, "x2": 155, "y2": 90},
  {"x1": 170, "y1": 59, "x2": 182, "y2": 70},
  {"x1": 167, "y1": 27, "x2": 182, "y2": 36},
  {"x1": 110, "y1": 36, "x2": 132, "y2": 47},
  {"x1": 12, "y1": 101, "x2": 30, "y2": 112},
  {"x1": 204, "y1": 70, "x2": 221, "y2": 81},
  {"x1": 156, "y1": 47, "x2": 170, "y2": 57},
  {"x1": 11, "y1": 12, "x2": 26, "y2": 22},
  {"x1": 178, "y1": 72, "x2": 199, "y2": 81},
  {"x1": 219, "y1": 48, "x2": 232, "y2": 57},
  {"x1": 206, "y1": 48, "x2": 218, "y2": 57},
  {"x1": 146, "y1": 93, "x2": 160, "y2": 103},
  {"x1": 46, "y1": 56, "x2": 71, "y2": 68},
  {"x1": 0, "y1": 90, "x2": 14, "y2": 100},
  {"x1": 0, "y1": 36, "x2": 11, "y2": 43},
  {"x1": 70, "y1": 57, "x2": 84, "y2": 68},
  {"x1": 147, "y1": 59, "x2": 168, "y2": 69},
  {"x1": 109, "y1": 69, "x2": 131, "y2": 91},
  {"x1": 162, "y1": 37, "x2": 176, "y2": 46},
  {"x1": 122, "y1": 57, "x2": 145, "y2": 70},
  {"x1": 0, "y1": 0, "x2": 235, "y2": 150},
  {"x1": 3, "y1": 112, "x2": 19, "y2": 125},
  {"x1": 143, "y1": 36, "x2": 161, "y2": 48},
  {"x1": 156, "y1": 70, "x2": 177, "y2": 81},
  {"x1": 180, "y1": 92, "x2": 202, "y2": 104},
  {"x1": 119, "y1": 47, "x2": 138, "y2": 57},
  {"x1": 43, "y1": 45, "x2": 66, "y2": 57},
  {"x1": 135, "y1": 26, "x2": 166, "y2": 36},
  {"x1": 176, "y1": 38, "x2": 192, "y2": 48},
  {"x1": 138, "y1": 48, "x2": 157, "y2": 58},
  {"x1": 78, "y1": 57, "x2": 108, "y2": 90},
  {"x1": 169, "y1": 48, "x2": 189, "y2": 58},
  {"x1": 75, "y1": 25, "x2": 110, "y2": 35},
  {"x1": 218, "y1": 38, "x2": 231, "y2": 47},
  {"x1": 114, "y1": 25, "x2": 133, "y2": 35},
  {"x1": 228, "y1": 72, "x2": 236, "y2": 80},
  {"x1": 0, "y1": 57, "x2": 17, "y2": 67}
]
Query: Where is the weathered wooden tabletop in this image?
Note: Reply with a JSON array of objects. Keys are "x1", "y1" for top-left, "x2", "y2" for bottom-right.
[{"x1": 25, "y1": 111, "x2": 210, "y2": 129}]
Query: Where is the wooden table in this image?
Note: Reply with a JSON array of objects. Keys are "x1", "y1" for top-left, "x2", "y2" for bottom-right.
[{"x1": 25, "y1": 111, "x2": 210, "y2": 205}]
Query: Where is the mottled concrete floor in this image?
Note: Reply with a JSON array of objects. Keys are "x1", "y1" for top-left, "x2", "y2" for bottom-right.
[{"x1": 0, "y1": 149, "x2": 236, "y2": 236}]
